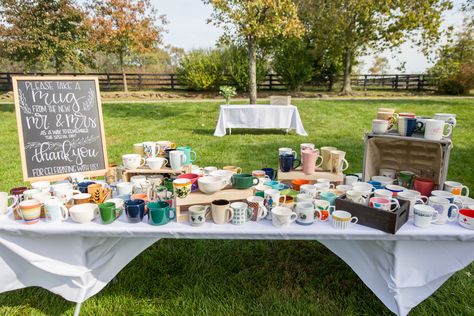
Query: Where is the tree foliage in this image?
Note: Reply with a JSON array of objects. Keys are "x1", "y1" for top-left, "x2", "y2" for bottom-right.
[
  {"x1": 369, "y1": 56, "x2": 390, "y2": 75},
  {"x1": 205, "y1": 0, "x2": 304, "y2": 103},
  {"x1": 0, "y1": 0, "x2": 92, "y2": 73},
  {"x1": 177, "y1": 49, "x2": 223, "y2": 91}
]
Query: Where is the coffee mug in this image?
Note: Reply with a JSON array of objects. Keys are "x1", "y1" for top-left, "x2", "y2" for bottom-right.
[
  {"x1": 169, "y1": 150, "x2": 187, "y2": 171},
  {"x1": 433, "y1": 113, "x2": 456, "y2": 126},
  {"x1": 372, "y1": 119, "x2": 389, "y2": 134},
  {"x1": 223, "y1": 166, "x2": 243, "y2": 174},
  {"x1": 345, "y1": 190, "x2": 367, "y2": 205},
  {"x1": 69, "y1": 203, "x2": 99, "y2": 224},
  {"x1": 291, "y1": 179, "x2": 311, "y2": 191},
  {"x1": 77, "y1": 181, "x2": 96, "y2": 194},
  {"x1": 428, "y1": 196, "x2": 459, "y2": 225},
  {"x1": 231, "y1": 202, "x2": 253, "y2": 225},
  {"x1": 261, "y1": 168, "x2": 276, "y2": 180},
  {"x1": 176, "y1": 146, "x2": 197, "y2": 165},
  {"x1": 430, "y1": 190, "x2": 461, "y2": 204},
  {"x1": 43, "y1": 199, "x2": 69, "y2": 223},
  {"x1": 413, "y1": 204, "x2": 439, "y2": 228},
  {"x1": 264, "y1": 180, "x2": 286, "y2": 191},
  {"x1": 0, "y1": 192, "x2": 18, "y2": 217},
  {"x1": 302, "y1": 149, "x2": 323, "y2": 175},
  {"x1": 300, "y1": 143, "x2": 315, "y2": 164},
  {"x1": 397, "y1": 190, "x2": 427, "y2": 217},
  {"x1": 264, "y1": 189, "x2": 286, "y2": 214},
  {"x1": 188, "y1": 205, "x2": 211, "y2": 227},
  {"x1": 373, "y1": 189, "x2": 393, "y2": 199},
  {"x1": 122, "y1": 154, "x2": 145, "y2": 170},
  {"x1": 424, "y1": 119, "x2": 452, "y2": 140},
  {"x1": 279, "y1": 147, "x2": 297, "y2": 159},
  {"x1": 300, "y1": 184, "x2": 317, "y2": 199},
  {"x1": 398, "y1": 117, "x2": 417, "y2": 137},
  {"x1": 125, "y1": 199, "x2": 146, "y2": 223},
  {"x1": 143, "y1": 141, "x2": 159, "y2": 158},
  {"x1": 336, "y1": 185, "x2": 352, "y2": 193},
  {"x1": 443, "y1": 181, "x2": 469, "y2": 196},
  {"x1": 15, "y1": 200, "x2": 41, "y2": 224},
  {"x1": 414, "y1": 177, "x2": 435, "y2": 197},
  {"x1": 369, "y1": 197, "x2": 400, "y2": 212},
  {"x1": 385, "y1": 185, "x2": 405, "y2": 196},
  {"x1": 146, "y1": 157, "x2": 168, "y2": 170},
  {"x1": 156, "y1": 140, "x2": 177, "y2": 155},
  {"x1": 320, "y1": 191, "x2": 337, "y2": 206},
  {"x1": 173, "y1": 179, "x2": 192, "y2": 198},
  {"x1": 398, "y1": 171, "x2": 416, "y2": 189},
  {"x1": 331, "y1": 210, "x2": 358, "y2": 229},
  {"x1": 458, "y1": 209, "x2": 474, "y2": 230},
  {"x1": 329, "y1": 150, "x2": 349, "y2": 173},
  {"x1": 147, "y1": 201, "x2": 176, "y2": 226},
  {"x1": 295, "y1": 202, "x2": 320, "y2": 225},
  {"x1": 231, "y1": 174, "x2": 259, "y2": 189},
  {"x1": 246, "y1": 196, "x2": 268, "y2": 221},
  {"x1": 279, "y1": 154, "x2": 300, "y2": 172},
  {"x1": 99, "y1": 202, "x2": 121, "y2": 224},
  {"x1": 178, "y1": 173, "x2": 200, "y2": 192},
  {"x1": 211, "y1": 199, "x2": 234, "y2": 224},
  {"x1": 31, "y1": 181, "x2": 50, "y2": 193},
  {"x1": 116, "y1": 182, "x2": 134, "y2": 196},
  {"x1": 271, "y1": 207, "x2": 297, "y2": 228},
  {"x1": 320, "y1": 147, "x2": 337, "y2": 171},
  {"x1": 87, "y1": 183, "x2": 110, "y2": 204},
  {"x1": 313, "y1": 199, "x2": 334, "y2": 221},
  {"x1": 53, "y1": 184, "x2": 81, "y2": 204},
  {"x1": 345, "y1": 175, "x2": 359, "y2": 186}
]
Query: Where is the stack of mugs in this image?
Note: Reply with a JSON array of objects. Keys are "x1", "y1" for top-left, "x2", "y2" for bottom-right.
[{"x1": 372, "y1": 108, "x2": 455, "y2": 140}]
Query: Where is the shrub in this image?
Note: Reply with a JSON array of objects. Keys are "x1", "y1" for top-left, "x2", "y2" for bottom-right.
[
  {"x1": 272, "y1": 38, "x2": 314, "y2": 91},
  {"x1": 177, "y1": 49, "x2": 223, "y2": 90}
]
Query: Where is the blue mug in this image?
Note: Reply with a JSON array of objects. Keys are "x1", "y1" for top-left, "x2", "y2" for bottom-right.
[
  {"x1": 77, "y1": 181, "x2": 96, "y2": 193},
  {"x1": 279, "y1": 154, "x2": 301, "y2": 173},
  {"x1": 125, "y1": 199, "x2": 146, "y2": 223},
  {"x1": 262, "y1": 168, "x2": 276, "y2": 180},
  {"x1": 398, "y1": 117, "x2": 417, "y2": 137},
  {"x1": 368, "y1": 181, "x2": 383, "y2": 191},
  {"x1": 264, "y1": 180, "x2": 286, "y2": 190}
]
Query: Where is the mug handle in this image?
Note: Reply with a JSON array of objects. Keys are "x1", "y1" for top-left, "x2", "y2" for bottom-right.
[
  {"x1": 139, "y1": 157, "x2": 146, "y2": 167},
  {"x1": 290, "y1": 212, "x2": 298, "y2": 223},
  {"x1": 204, "y1": 206, "x2": 212, "y2": 220},
  {"x1": 292, "y1": 151, "x2": 298, "y2": 159},
  {"x1": 447, "y1": 204, "x2": 459, "y2": 222},
  {"x1": 190, "y1": 151, "x2": 197, "y2": 162},
  {"x1": 341, "y1": 158, "x2": 349, "y2": 171},
  {"x1": 15, "y1": 207, "x2": 24, "y2": 220},
  {"x1": 416, "y1": 121, "x2": 424, "y2": 131},
  {"x1": 279, "y1": 195, "x2": 287, "y2": 205},
  {"x1": 315, "y1": 156, "x2": 323, "y2": 168},
  {"x1": 350, "y1": 216, "x2": 358, "y2": 225},
  {"x1": 293, "y1": 158, "x2": 301, "y2": 169},
  {"x1": 163, "y1": 158, "x2": 169, "y2": 167},
  {"x1": 169, "y1": 208, "x2": 176, "y2": 220},
  {"x1": 443, "y1": 123, "x2": 452, "y2": 137},
  {"x1": 462, "y1": 186, "x2": 470, "y2": 197},
  {"x1": 390, "y1": 198, "x2": 400, "y2": 212},
  {"x1": 252, "y1": 177, "x2": 259, "y2": 185},
  {"x1": 235, "y1": 167, "x2": 242, "y2": 174},
  {"x1": 60, "y1": 205, "x2": 69, "y2": 220},
  {"x1": 420, "y1": 195, "x2": 429, "y2": 204},
  {"x1": 155, "y1": 144, "x2": 161, "y2": 155},
  {"x1": 7, "y1": 195, "x2": 18, "y2": 209},
  {"x1": 258, "y1": 205, "x2": 268, "y2": 219},
  {"x1": 314, "y1": 209, "x2": 323, "y2": 222},
  {"x1": 246, "y1": 207, "x2": 253, "y2": 221},
  {"x1": 225, "y1": 207, "x2": 234, "y2": 222},
  {"x1": 414, "y1": 198, "x2": 425, "y2": 205},
  {"x1": 431, "y1": 211, "x2": 440, "y2": 223}
]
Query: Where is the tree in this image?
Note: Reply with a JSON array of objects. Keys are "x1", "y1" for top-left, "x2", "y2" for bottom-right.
[
  {"x1": 86, "y1": 0, "x2": 166, "y2": 92},
  {"x1": 369, "y1": 56, "x2": 390, "y2": 75},
  {"x1": 296, "y1": 0, "x2": 452, "y2": 95},
  {"x1": 204, "y1": 0, "x2": 304, "y2": 104},
  {"x1": 0, "y1": 0, "x2": 92, "y2": 73}
]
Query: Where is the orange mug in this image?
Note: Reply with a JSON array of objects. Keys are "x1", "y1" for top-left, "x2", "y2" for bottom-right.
[{"x1": 291, "y1": 179, "x2": 311, "y2": 191}]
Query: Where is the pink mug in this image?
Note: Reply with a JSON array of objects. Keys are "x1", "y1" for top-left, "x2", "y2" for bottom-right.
[
  {"x1": 369, "y1": 197, "x2": 400, "y2": 212},
  {"x1": 302, "y1": 149, "x2": 323, "y2": 175}
]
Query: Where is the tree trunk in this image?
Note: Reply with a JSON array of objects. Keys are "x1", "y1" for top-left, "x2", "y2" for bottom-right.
[
  {"x1": 119, "y1": 53, "x2": 128, "y2": 93},
  {"x1": 248, "y1": 37, "x2": 257, "y2": 104},
  {"x1": 54, "y1": 56, "x2": 60, "y2": 75},
  {"x1": 341, "y1": 48, "x2": 353, "y2": 95}
]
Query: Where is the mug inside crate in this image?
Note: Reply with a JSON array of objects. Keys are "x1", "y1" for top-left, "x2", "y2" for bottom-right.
[{"x1": 363, "y1": 137, "x2": 445, "y2": 188}]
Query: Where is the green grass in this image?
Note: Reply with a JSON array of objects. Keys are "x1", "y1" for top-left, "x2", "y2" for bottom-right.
[{"x1": 0, "y1": 97, "x2": 473, "y2": 315}]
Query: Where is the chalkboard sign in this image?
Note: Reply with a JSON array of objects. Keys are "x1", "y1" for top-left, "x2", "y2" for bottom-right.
[{"x1": 13, "y1": 76, "x2": 108, "y2": 181}]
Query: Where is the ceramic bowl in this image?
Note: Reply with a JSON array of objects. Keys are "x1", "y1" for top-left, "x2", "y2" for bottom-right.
[
  {"x1": 146, "y1": 157, "x2": 167, "y2": 170},
  {"x1": 371, "y1": 176, "x2": 394, "y2": 187},
  {"x1": 69, "y1": 203, "x2": 99, "y2": 223},
  {"x1": 209, "y1": 170, "x2": 234, "y2": 185},
  {"x1": 198, "y1": 176, "x2": 229, "y2": 194},
  {"x1": 458, "y1": 209, "x2": 474, "y2": 230}
]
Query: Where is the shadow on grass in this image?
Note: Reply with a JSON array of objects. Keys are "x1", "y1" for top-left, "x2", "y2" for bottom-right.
[
  {"x1": 192, "y1": 128, "x2": 292, "y2": 136},
  {"x1": 0, "y1": 104, "x2": 14, "y2": 112}
]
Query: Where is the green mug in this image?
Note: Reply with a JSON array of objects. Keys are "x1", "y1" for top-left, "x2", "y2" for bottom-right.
[
  {"x1": 148, "y1": 201, "x2": 176, "y2": 226},
  {"x1": 99, "y1": 202, "x2": 121, "y2": 224},
  {"x1": 398, "y1": 171, "x2": 416, "y2": 189},
  {"x1": 231, "y1": 173, "x2": 259, "y2": 189}
]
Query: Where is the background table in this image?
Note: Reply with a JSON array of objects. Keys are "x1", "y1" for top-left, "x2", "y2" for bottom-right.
[
  {"x1": 214, "y1": 104, "x2": 308, "y2": 136},
  {"x1": 0, "y1": 214, "x2": 472, "y2": 316}
]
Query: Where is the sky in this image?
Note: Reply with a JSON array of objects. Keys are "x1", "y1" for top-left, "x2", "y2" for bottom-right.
[{"x1": 153, "y1": 0, "x2": 468, "y2": 73}]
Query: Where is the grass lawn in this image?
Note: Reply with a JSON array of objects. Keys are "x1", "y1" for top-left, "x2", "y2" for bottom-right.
[{"x1": 0, "y1": 97, "x2": 473, "y2": 315}]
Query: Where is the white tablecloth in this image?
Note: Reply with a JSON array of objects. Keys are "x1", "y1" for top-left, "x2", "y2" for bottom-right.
[
  {"x1": 214, "y1": 104, "x2": 308, "y2": 136},
  {"x1": 0, "y1": 214, "x2": 473, "y2": 316}
]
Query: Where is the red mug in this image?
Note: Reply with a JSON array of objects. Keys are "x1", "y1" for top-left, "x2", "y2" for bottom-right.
[
  {"x1": 414, "y1": 177, "x2": 435, "y2": 197},
  {"x1": 178, "y1": 173, "x2": 199, "y2": 192}
]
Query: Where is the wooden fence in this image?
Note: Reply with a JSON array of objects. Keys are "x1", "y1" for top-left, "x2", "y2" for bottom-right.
[{"x1": 0, "y1": 72, "x2": 437, "y2": 92}]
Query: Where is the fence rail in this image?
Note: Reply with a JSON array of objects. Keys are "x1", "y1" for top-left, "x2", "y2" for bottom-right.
[{"x1": 0, "y1": 72, "x2": 438, "y2": 92}]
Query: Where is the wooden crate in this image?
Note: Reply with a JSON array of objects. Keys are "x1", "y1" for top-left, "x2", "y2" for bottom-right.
[
  {"x1": 174, "y1": 188, "x2": 254, "y2": 222},
  {"x1": 277, "y1": 167, "x2": 344, "y2": 184},
  {"x1": 121, "y1": 166, "x2": 184, "y2": 182},
  {"x1": 335, "y1": 195, "x2": 409, "y2": 234}
]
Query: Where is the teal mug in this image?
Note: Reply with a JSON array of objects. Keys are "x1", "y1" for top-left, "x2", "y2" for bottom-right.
[
  {"x1": 231, "y1": 174, "x2": 259, "y2": 189},
  {"x1": 176, "y1": 146, "x2": 197, "y2": 165},
  {"x1": 147, "y1": 201, "x2": 176, "y2": 226},
  {"x1": 320, "y1": 191, "x2": 337, "y2": 206}
]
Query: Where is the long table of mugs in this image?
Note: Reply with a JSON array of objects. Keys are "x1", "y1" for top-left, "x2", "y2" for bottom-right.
[{"x1": 1, "y1": 111, "x2": 474, "y2": 316}]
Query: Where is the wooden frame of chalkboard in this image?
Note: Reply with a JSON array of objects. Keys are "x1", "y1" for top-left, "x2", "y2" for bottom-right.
[{"x1": 13, "y1": 76, "x2": 108, "y2": 182}]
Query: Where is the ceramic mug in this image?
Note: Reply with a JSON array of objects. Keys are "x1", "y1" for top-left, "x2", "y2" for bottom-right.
[
  {"x1": 313, "y1": 199, "x2": 334, "y2": 221},
  {"x1": 188, "y1": 205, "x2": 210, "y2": 227},
  {"x1": 428, "y1": 196, "x2": 459, "y2": 225},
  {"x1": 398, "y1": 117, "x2": 417, "y2": 136},
  {"x1": 77, "y1": 181, "x2": 96, "y2": 194},
  {"x1": 385, "y1": 185, "x2": 405, "y2": 197},
  {"x1": 143, "y1": 141, "x2": 159, "y2": 158},
  {"x1": 230, "y1": 202, "x2": 253, "y2": 225},
  {"x1": 116, "y1": 182, "x2": 134, "y2": 196},
  {"x1": 331, "y1": 210, "x2": 358, "y2": 229},
  {"x1": 329, "y1": 150, "x2": 349, "y2": 173},
  {"x1": 53, "y1": 184, "x2": 81, "y2": 204},
  {"x1": 99, "y1": 202, "x2": 121, "y2": 224},
  {"x1": 169, "y1": 150, "x2": 187, "y2": 171},
  {"x1": 231, "y1": 174, "x2": 259, "y2": 189},
  {"x1": 279, "y1": 147, "x2": 297, "y2": 159},
  {"x1": 369, "y1": 197, "x2": 400, "y2": 212},
  {"x1": 173, "y1": 179, "x2": 192, "y2": 198},
  {"x1": 302, "y1": 149, "x2": 323, "y2": 175},
  {"x1": 320, "y1": 191, "x2": 337, "y2": 206},
  {"x1": 271, "y1": 207, "x2": 297, "y2": 228},
  {"x1": 211, "y1": 199, "x2": 234, "y2": 224},
  {"x1": 296, "y1": 193, "x2": 313, "y2": 203},
  {"x1": 198, "y1": 176, "x2": 229, "y2": 194},
  {"x1": 16, "y1": 200, "x2": 42, "y2": 224},
  {"x1": 398, "y1": 171, "x2": 416, "y2": 189},
  {"x1": 379, "y1": 168, "x2": 396, "y2": 179},
  {"x1": 31, "y1": 181, "x2": 50, "y2": 193},
  {"x1": 291, "y1": 179, "x2": 311, "y2": 191},
  {"x1": 345, "y1": 175, "x2": 359, "y2": 186},
  {"x1": 264, "y1": 189, "x2": 286, "y2": 216},
  {"x1": 178, "y1": 173, "x2": 200, "y2": 192},
  {"x1": 147, "y1": 201, "x2": 176, "y2": 226},
  {"x1": 372, "y1": 175, "x2": 395, "y2": 186},
  {"x1": 373, "y1": 189, "x2": 393, "y2": 199},
  {"x1": 279, "y1": 154, "x2": 301, "y2": 172},
  {"x1": 87, "y1": 183, "x2": 110, "y2": 204},
  {"x1": 23, "y1": 189, "x2": 41, "y2": 200},
  {"x1": 146, "y1": 157, "x2": 168, "y2": 170},
  {"x1": 0, "y1": 192, "x2": 18, "y2": 217},
  {"x1": 372, "y1": 119, "x2": 389, "y2": 134},
  {"x1": 300, "y1": 143, "x2": 315, "y2": 164},
  {"x1": 397, "y1": 190, "x2": 427, "y2": 217},
  {"x1": 69, "y1": 203, "x2": 99, "y2": 224},
  {"x1": 300, "y1": 184, "x2": 317, "y2": 199},
  {"x1": 124, "y1": 199, "x2": 146, "y2": 223},
  {"x1": 345, "y1": 190, "x2": 367, "y2": 205},
  {"x1": 458, "y1": 209, "x2": 474, "y2": 230},
  {"x1": 122, "y1": 154, "x2": 145, "y2": 170},
  {"x1": 261, "y1": 168, "x2": 276, "y2": 180},
  {"x1": 223, "y1": 166, "x2": 243, "y2": 174},
  {"x1": 424, "y1": 119, "x2": 452, "y2": 140},
  {"x1": 176, "y1": 146, "x2": 197, "y2": 165},
  {"x1": 264, "y1": 180, "x2": 286, "y2": 191},
  {"x1": 295, "y1": 202, "x2": 320, "y2": 225},
  {"x1": 43, "y1": 199, "x2": 69, "y2": 223},
  {"x1": 433, "y1": 113, "x2": 457, "y2": 126},
  {"x1": 133, "y1": 143, "x2": 145, "y2": 156},
  {"x1": 246, "y1": 196, "x2": 268, "y2": 221},
  {"x1": 443, "y1": 181, "x2": 469, "y2": 196},
  {"x1": 320, "y1": 147, "x2": 337, "y2": 171},
  {"x1": 414, "y1": 177, "x2": 435, "y2": 197},
  {"x1": 413, "y1": 204, "x2": 439, "y2": 228}
]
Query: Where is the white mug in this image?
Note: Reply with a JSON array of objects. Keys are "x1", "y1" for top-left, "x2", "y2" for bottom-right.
[
  {"x1": 295, "y1": 202, "x2": 320, "y2": 225},
  {"x1": 397, "y1": 190, "x2": 427, "y2": 217},
  {"x1": 31, "y1": 181, "x2": 51, "y2": 193},
  {"x1": 122, "y1": 154, "x2": 145, "y2": 170},
  {"x1": 143, "y1": 141, "x2": 160, "y2": 158},
  {"x1": 300, "y1": 184, "x2": 317, "y2": 199},
  {"x1": 169, "y1": 150, "x2": 186, "y2": 171},
  {"x1": 331, "y1": 210, "x2": 358, "y2": 229},
  {"x1": 0, "y1": 192, "x2": 18, "y2": 217},
  {"x1": 379, "y1": 168, "x2": 396, "y2": 179},
  {"x1": 279, "y1": 147, "x2": 297, "y2": 159},
  {"x1": 52, "y1": 183, "x2": 80, "y2": 204},
  {"x1": 44, "y1": 199, "x2": 69, "y2": 223},
  {"x1": 428, "y1": 196, "x2": 459, "y2": 225},
  {"x1": 264, "y1": 189, "x2": 286, "y2": 215},
  {"x1": 433, "y1": 113, "x2": 456, "y2": 126},
  {"x1": 424, "y1": 119, "x2": 452, "y2": 140},
  {"x1": 443, "y1": 181, "x2": 469, "y2": 196},
  {"x1": 345, "y1": 175, "x2": 359, "y2": 185},
  {"x1": 346, "y1": 190, "x2": 367, "y2": 205},
  {"x1": 271, "y1": 207, "x2": 297, "y2": 228},
  {"x1": 116, "y1": 182, "x2": 134, "y2": 196},
  {"x1": 413, "y1": 204, "x2": 439, "y2": 228},
  {"x1": 373, "y1": 189, "x2": 393, "y2": 200},
  {"x1": 372, "y1": 119, "x2": 388, "y2": 134}
]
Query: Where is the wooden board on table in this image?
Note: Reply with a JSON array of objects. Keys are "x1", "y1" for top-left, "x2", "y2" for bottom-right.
[{"x1": 277, "y1": 167, "x2": 344, "y2": 182}]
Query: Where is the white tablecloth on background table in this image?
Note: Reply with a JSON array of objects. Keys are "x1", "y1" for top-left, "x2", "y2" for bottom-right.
[
  {"x1": 213, "y1": 104, "x2": 308, "y2": 136},
  {"x1": 0, "y1": 214, "x2": 473, "y2": 316}
]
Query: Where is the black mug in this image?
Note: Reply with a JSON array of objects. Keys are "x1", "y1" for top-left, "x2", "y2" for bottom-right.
[
  {"x1": 125, "y1": 199, "x2": 146, "y2": 223},
  {"x1": 262, "y1": 167, "x2": 275, "y2": 180},
  {"x1": 77, "y1": 181, "x2": 96, "y2": 194},
  {"x1": 163, "y1": 148, "x2": 175, "y2": 167},
  {"x1": 279, "y1": 154, "x2": 300, "y2": 172}
]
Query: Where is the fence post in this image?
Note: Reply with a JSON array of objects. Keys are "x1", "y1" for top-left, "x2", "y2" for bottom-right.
[
  {"x1": 269, "y1": 74, "x2": 273, "y2": 90},
  {"x1": 170, "y1": 74, "x2": 175, "y2": 90},
  {"x1": 363, "y1": 75, "x2": 367, "y2": 91},
  {"x1": 395, "y1": 75, "x2": 399, "y2": 90},
  {"x1": 417, "y1": 75, "x2": 422, "y2": 91},
  {"x1": 406, "y1": 76, "x2": 409, "y2": 90},
  {"x1": 106, "y1": 74, "x2": 111, "y2": 90},
  {"x1": 6, "y1": 73, "x2": 12, "y2": 91},
  {"x1": 138, "y1": 74, "x2": 142, "y2": 91}
]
